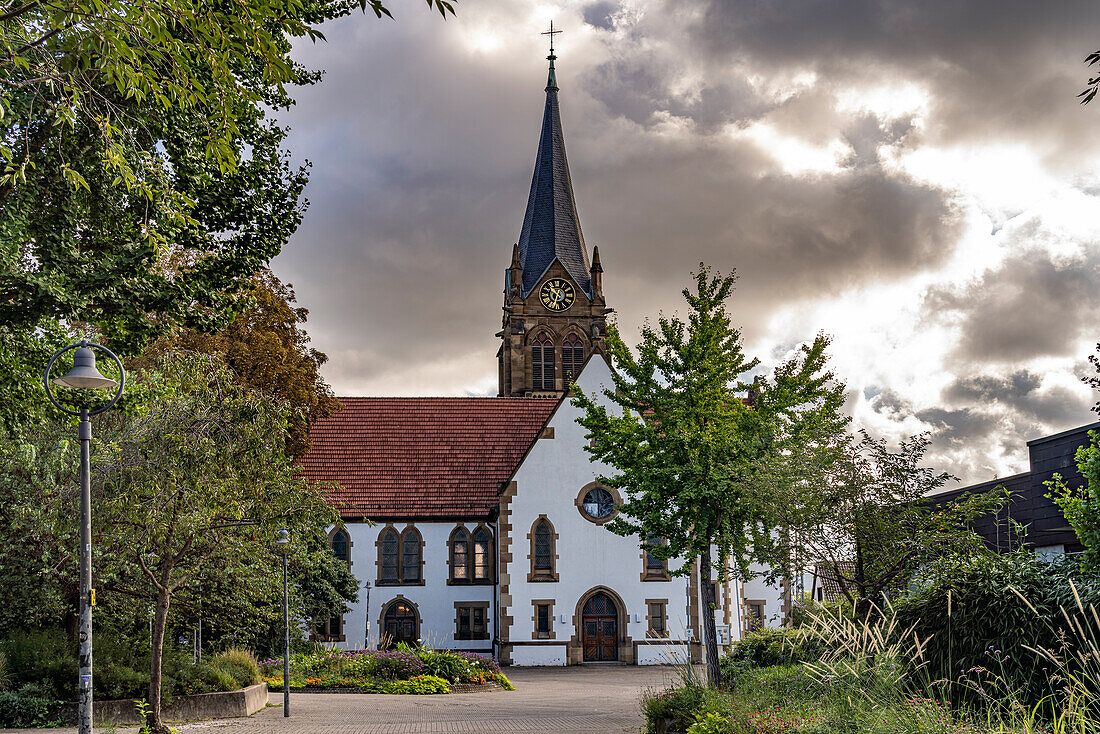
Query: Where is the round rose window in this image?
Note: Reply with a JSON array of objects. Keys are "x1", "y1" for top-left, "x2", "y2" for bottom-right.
[{"x1": 582, "y1": 487, "x2": 615, "y2": 520}]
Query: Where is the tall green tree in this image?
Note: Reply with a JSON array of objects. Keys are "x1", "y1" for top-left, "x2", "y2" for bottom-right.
[
  {"x1": 760, "y1": 430, "x2": 1004, "y2": 620},
  {"x1": 573, "y1": 265, "x2": 848, "y2": 686},
  {"x1": 89, "y1": 352, "x2": 347, "y2": 732}
]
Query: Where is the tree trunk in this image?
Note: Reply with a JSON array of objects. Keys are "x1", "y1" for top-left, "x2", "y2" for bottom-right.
[
  {"x1": 147, "y1": 584, "x2": 172, "y2": 734},
  {"x1": 698, "y1": 552, "x2": 721, "y2": 688}
]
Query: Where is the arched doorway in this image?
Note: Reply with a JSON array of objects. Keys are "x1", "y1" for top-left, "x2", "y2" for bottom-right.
[
  {"x1": 382, "y1": 599, "x2": 419, "y2": 648},
  {"x1": 581, "y1": 592, "x2": 618, "y2": 661}
]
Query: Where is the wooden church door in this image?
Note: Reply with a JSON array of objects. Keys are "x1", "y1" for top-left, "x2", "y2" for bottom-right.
[
  {"x1": 383, "y1": 600, "x2": 418, "y2": 648},
  {"x1": 581, "y1": 593, "x2": 618, "y2": 661}
]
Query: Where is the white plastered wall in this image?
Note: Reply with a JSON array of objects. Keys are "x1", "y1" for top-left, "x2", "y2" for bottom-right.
[{"x1": 503, "y1": 358, "x2": 692, "y2": 665}]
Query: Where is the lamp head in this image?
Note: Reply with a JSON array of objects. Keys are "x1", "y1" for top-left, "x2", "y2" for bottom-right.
[
  {"x1": 52, "y1": 347, "x2": 119, "y2": 390},
  {"x1": 274, "y1": 528, "x2": 290, "y2": 549}
]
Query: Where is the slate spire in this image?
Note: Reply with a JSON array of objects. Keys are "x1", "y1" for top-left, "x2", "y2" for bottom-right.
[{"x1": 516, "y1": 43, "x2": 592, "y2": 298}]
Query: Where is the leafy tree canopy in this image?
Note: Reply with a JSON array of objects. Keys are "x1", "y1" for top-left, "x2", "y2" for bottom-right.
[
  {"x1": 760, "y1": 430, "x2": 1004, "y2": 618},
  {"x1": 0, "y1": 0, "x2": 450, "y2": 436},
  {"x1": 133, "y1": 270, "x2": 340, "y2": 459},
  {"x1": 0, "y1": 351, "x2": 355, "y2": 731}
]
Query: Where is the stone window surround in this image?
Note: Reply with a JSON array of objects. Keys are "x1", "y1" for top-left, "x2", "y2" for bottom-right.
[
  {"x1": 447, "y1": 523, "x2": 496, "y2": 585},
  {"x1": 378, "y1": 595, "x2": 422, "y2": 648},
  {"x1": 328, "y1": 526, "x2": 354, "y2": 570},
  {"x1": 639, "y1": 537, "x2": 670, "y2": 582},
  {"x1": 526, "y1": 325, "x2": 591, "y2": 393},
  {"x1": 527, "y1": 514, "x2": 559, "y2": 582},
  {"x1": 574, "y1": 482, "x2": 622, "y2": 526},
  {"x1": 531, "y1": 599, "x2": 555, "y2": 639},
  {"x1": 454, "y1": 601, "x2": 491, "y2": 641},
  {"x1": 375, "y1": 523, "x2": 426, "y2": 587},
  {"x1": 645, "y1": 598, "x2": 669, "y2": 639}
]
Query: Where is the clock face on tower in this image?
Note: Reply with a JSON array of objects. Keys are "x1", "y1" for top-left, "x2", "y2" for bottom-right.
[{"x1": 539, "y1": 278, "x2": 576, "y2": 312}]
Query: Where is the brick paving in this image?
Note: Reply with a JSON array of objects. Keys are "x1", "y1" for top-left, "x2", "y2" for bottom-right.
[{"x1": 3, "y1": 666, "x2": 682, "y2": 734}]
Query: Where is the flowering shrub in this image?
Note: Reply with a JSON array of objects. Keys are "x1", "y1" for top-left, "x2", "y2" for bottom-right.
[{"x1": 259, "y1": 646, "x2": 509, "y2": 694}]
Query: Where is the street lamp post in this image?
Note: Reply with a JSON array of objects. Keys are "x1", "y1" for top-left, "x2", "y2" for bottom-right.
[
  {"x1": 362, "y1": 581, "x2": 371, "y2": 650},
  {"x1": 44, "y1": 342, "x2": 125, "y2": 734},
  {"x1": 272, "y1": 529, "x2": 291, "y2": 717}
]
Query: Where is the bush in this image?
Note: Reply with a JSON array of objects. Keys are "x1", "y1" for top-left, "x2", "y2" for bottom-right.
[
  {"x1": 368, "y1": 649, "x2": 426, "y2": 680},
  {"x1": 209, "y1": 648, "x2": 261, "y2": 688},
  {"x1": 718, "y1": 627, "x2": 824, "y2": 688},
  {"x1": 0, "y1": 629, "x2": 73, "y2": 699},
  {"x1": 642, "y1": 684, "x2": 714, "y2": 733},
  {"x1": 893, "y1": 551, "x2": 1091, "y2": 706},
  {"x1": 0, "y1": 688, "x2": 63, "y2": 728},
  {"x1": 381, "y1": 675, "x2": 450, "y2": 695}
]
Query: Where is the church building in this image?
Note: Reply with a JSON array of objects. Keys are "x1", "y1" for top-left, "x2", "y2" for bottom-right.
[{"x1": 298, "y1": 47, "x2": 788, "y2": 665}]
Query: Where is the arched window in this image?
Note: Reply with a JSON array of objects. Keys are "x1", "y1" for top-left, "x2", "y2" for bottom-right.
[
  {"x1": 562, "y1": 333, "x2": 584, "y2": 383},
  {"x1": 529, "y1": 517, "x2": 557, "y2": 581},
  {"x1": 473, "y1": 527, "x2": 493, "y2": 581},
  {"x1": 331, "y1": 529, "x2": 350, "y2": 563},
  {"x1": 534, "y1": 521, "x2": 552, "y2": 571},
  {"x1": 450, "y1": 527, "x2": 469, "y2": 582},
  {"x1": 380, "y1": 529, "x2": 398, "y2": 583},
  {"x1": 531, "y1": 332, "x2": 555, "y2": 391},
  {"x1": 401, "y1": 528, "x2": 422, "y2": 583}
]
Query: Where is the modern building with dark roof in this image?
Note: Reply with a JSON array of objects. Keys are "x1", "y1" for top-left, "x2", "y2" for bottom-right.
[{"x1": 930, "y1": 421, "x2": 1098, "y2": 555}]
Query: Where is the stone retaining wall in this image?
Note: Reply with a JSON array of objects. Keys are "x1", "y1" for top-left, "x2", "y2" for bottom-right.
[{"x1": 64, "y1": 682, "x2": 268, "y2": 725}]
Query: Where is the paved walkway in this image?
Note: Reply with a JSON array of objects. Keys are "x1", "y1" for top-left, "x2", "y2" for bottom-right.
[{"x1": 4, "y1": 666, "x2": 682, "y2": 734}]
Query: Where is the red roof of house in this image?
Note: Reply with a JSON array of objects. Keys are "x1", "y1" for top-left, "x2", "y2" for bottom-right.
[{"x1": 299, "y1": 397, "x2": 560, "y2": 520}]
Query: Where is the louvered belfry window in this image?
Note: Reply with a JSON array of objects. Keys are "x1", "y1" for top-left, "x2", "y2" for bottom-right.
[
  {"x1": 562, "y1": 333, "x2": 584, "y2": 383},
  {"x1": 531, "y1": 332, "x2": 555, "y2": 390}
]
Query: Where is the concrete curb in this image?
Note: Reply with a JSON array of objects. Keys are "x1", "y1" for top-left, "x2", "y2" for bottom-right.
[{"x1": 62, "y1": 682, "x2": 268, "y2": 725}]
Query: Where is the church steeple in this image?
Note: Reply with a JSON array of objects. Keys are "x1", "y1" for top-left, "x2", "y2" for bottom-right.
[
  {"x1": 516, "y1": 37, "x2": 591, "y2": 299},
  {"x1": 497, "y1": 34, "x2": 610, "y2": 398}
]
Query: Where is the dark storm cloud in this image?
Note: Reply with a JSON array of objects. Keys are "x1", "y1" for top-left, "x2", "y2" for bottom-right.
[
  {"x1": 925, "y1": 249, "x2": 1100, "y2": 363},
  {"x1": 682, "y1": 0, "x2": 1100, "y2": 163},
  {"x1": 945, "y1": 370, "x2": 1043, "y2": 404}
]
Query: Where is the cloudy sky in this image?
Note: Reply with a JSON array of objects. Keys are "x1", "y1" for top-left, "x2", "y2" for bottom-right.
[{"x1": 272, "y1": 0, "x2": 1100, "y2": 485}]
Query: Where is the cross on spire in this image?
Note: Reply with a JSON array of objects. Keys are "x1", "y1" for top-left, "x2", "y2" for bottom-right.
[
  {"x1": 542, "y1": 20, "x2": 561, "y2": 54},
  {"x1": 541, "y1": 21, "x2": 561, "y2": 89}
]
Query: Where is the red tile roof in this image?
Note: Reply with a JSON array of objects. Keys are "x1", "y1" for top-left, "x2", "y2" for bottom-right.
[{"x1": 299, "y1": 397, "x2": 560, "y2": 520}]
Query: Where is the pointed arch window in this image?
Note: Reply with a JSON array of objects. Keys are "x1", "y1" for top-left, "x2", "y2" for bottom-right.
[
  {"x1": 401, "y1": 528, "x2": 422, "y2": 583},
  {"x1": 473, "y1": 527, "x2": 493, "y2": 581},
  {"x1": 331, "y1": 529, "x2": 350, "y2": 564},
  {"x1": 562, "y1": 333, "x2": 584, "y2": 383},
  {"x1": 379, "y1": 529, "x2": 399, "y2": 583},
  {"x1": 450, "y1": 527, "x2": 469, "y2": 582},
  {"x1": 529, "y1": 517, "x2": 558, "y2": 582},
  {"x1": 531, "y1": 332, "x2": 555, "y2": 391}
]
